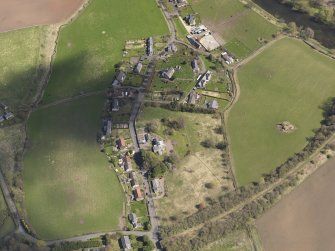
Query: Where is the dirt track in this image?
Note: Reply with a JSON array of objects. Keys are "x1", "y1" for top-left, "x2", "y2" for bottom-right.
[
  {"x1": 256, "y1": 157, "x2": 335, "y2": 251},
  {"x1": 0, "y1": 0, "x2": 84, "y2": 32}
]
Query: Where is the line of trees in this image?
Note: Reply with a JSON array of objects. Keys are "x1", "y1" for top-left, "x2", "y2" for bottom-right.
[
  {"x1": 278, "y1": 0, "x2": 335, "y2": 25},
  {"x1": 145, "y1": 101, "x2": 217, "y2": 114}
]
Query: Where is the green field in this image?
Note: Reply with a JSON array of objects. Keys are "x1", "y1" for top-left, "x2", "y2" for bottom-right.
[
  {"x1": 0, "y1": 189, "x2": 15, "y2": 238},
  {"x1": 23, "y1": 95, "x2": 124, "y2": 239},
  {"x1": 191, "y1": 0, "x2": 278, "y2": 56},
  {"x1": 228, "y1": 38, "x2": 335, "y2": 185},
  {"x1": 43, "y1": 0, "x2": 168, "y2": 104},
  {"x1": 0, "y1": 27, "x2": 46, "y2": 108}
]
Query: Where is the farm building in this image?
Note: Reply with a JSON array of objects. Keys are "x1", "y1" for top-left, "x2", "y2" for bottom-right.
[
  {"x1": 128, "y1": 213, "x2": 138, "y2": 227},
  {"x1": 199, "y1": 35, "x2": 220, "y2": 51},
  {"x1": 161, "y1": 67, "x2": 175, "y2": 80},
  {"x1": 187, "y1": 35, "x2": 201, "y2": 49},
  {"x1": 134, "y1": 62, "x2": 143, "y2": 74},
  {"x1": 111, "y1": 99, "x2": 119, "y2": 112},
  {"x1": 206, "y1": 100, "x2": 219, "y2": 109},
  {"x1": 134, "y1": 187, "x2": 144, "y2": 201},
  {"x1": 120, "y1": 236, "x2": 132, "y2": 250},
  {"x1": 185, "y1": 15, "x2": 196, "y2": 26},
  {"x1": 123, "y1": 156, "x2": 133, "y2": 172},
  {"x1": 146, "y1": 37, "x2": 153, "y2": 56},
  {"x1": 191, "y1": 59, "x2": 199, "y2": 72},
  {"x1": 221, "y1": 52, "x2": 234, "y2": 65}
]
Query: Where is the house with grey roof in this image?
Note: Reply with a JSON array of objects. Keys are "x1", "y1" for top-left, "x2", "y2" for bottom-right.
[
  {"x1": 166, "y1": 43, "x2": 178, "y2": 53},
  {"x1": 128, "y1": 213, "x2": 138, "y2": 227},
  {"x1": 134, "y1": 62, "x2": 143, "y2": 74},
  {"x1": 188, "y1": 92, "x2": 198, "y2": 105},
  {"x1": 161, "y1": 67, "x2": 175, "y2": 80},
  {"x1": 221, "y1": 52, "x2": 234, "y2": 65},
  {"x1": 3, "y1": 112, "x2": 14, "y2": 120},
  {"x1": 191, "y1": 59, "x2": 199, "y2": 72},
  {"x1": 116, "y1": 71, "x2": 127, "y2": 83},
  {"x1": 0, "y1": 115, "x2": 4, "y2": 123},
  {"x1": 120, "y1": 236, "x2": 132, "y2": 250},
  {"x1": 206, "y1": 100, "x2": 219, "y2": 109},
  {"x1": 146, "y1": 37, "x2": 153, "y2": 56},
  {"x1": 185, "y1": 14, "x2": 196, "y2": 26},
  {"x1": 111, "y1": 99, "x2": 119, "y2": 112}
]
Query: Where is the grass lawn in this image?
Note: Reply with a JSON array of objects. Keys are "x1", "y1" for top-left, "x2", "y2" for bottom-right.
[
  {"x1": 43, "y1": 0, "x2": 168, "y2": 104},
  {"x1": 228, "y1": 38, "x2": 335, "y2": 185},
  {"x1": 23, "y1": 95, "x2": 124, "y2": 240},
  {"x1": 0, "y1": 26, "x2": 46, "y2": 108},
  {"x1": 190, "y1": 0, "x2": 278, "y2": 56},
  {"x1": 0, "y1": 189, "x2": 15, "y2": 238}
]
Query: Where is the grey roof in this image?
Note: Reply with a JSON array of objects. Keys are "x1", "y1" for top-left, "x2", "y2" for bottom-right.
[
  {"x1": 152, "y1": 178, "x2": 161, "y2": 193},
  {"x1": 116, "y1": 71, "x2": 126, "y2": 82},
  {"x1": 162, "y1": 67, "x2": 175, "y2": 79},
  {"x1": 207, "y1": 100, "x2": 219, "y2": 109},
  {"x1": 0, "y1": 116, "x2": 4, "y2": 123},
  {"x1": 121, "y1": 236, "x2": 131, "y2": 249},
  {"x1": 134, "y1": 62, "x2": 143, "y2": 73},
  {"x1": 4, "y1": 112, "x2": 14, "y2": 120},
  {"x1": 191, "y1": 59, "x2": 199, "y2": 71},
  {"x1": 128, "y1": 213, "x2": 138, "y2": 224},
  {"x1": 188, "y1": 92, "x2": 197, "y2": 105},
  {"x1": 112, "y1": 99, "x2": 119, "y2": 111}
]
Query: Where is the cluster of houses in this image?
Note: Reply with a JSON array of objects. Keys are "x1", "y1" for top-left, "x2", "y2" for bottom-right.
[{"x1": 0, "y1": 103, "x2": 14, "y2": 123}]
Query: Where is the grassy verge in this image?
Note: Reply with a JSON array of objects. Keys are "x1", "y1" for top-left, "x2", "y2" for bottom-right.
[
  {"x1": 23, "y1": 95, "x2": 124, "y2": 240},
  {"x1": 228, "y1": 38, "x2": 335, "y2": 185}
]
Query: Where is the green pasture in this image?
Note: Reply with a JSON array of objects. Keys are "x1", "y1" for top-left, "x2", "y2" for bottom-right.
[
  {"x1": 228, "y1": 38, "x2": 335, "y2": 185},
  {"x1": 23, "y1": 95, "x2": 124, "y2": 239},
  {"x1": 0, "y1": 27, "x2": 46, "y2": 108},
  {"x1": 43, "y1": 0, "x2": 168, "y2": 103}
]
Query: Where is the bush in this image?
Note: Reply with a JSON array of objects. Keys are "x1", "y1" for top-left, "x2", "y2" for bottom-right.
[{"x1": 201, "y1": 139, "x2": 214, "y2": 148}]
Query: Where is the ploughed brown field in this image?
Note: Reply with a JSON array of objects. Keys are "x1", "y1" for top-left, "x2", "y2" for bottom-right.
[
  {"x1": 256, "y1": 158, "x2": 335, "y2": 251},
  {"x1": 0, "y1": 0, "x2": 84, "y2": 32}
]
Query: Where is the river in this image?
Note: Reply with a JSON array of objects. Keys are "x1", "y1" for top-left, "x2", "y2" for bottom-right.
[{"x1": 253, "y1": 0, "x2": 335, "y2": 48}]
